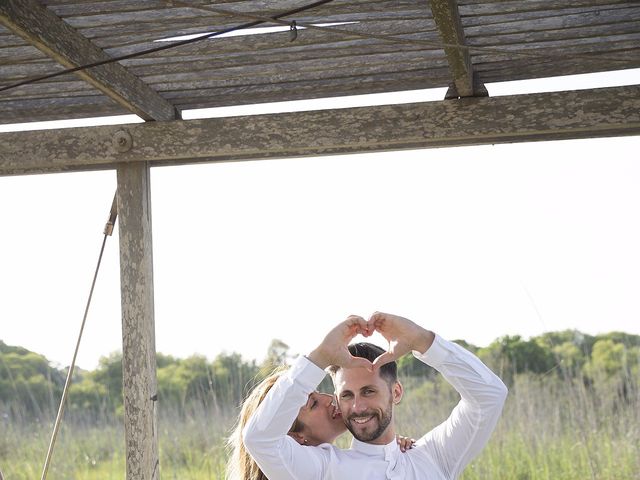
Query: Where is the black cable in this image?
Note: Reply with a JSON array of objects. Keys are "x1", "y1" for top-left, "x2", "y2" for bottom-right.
[{"x1": 0, "y1": 0, "x2": 335, "y2": 93}]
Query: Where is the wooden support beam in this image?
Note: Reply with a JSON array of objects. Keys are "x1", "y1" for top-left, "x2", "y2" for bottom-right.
[
  {"x1": 1, "y1": 85, "x2": 639, "y2": 177},
  {"x1": 116, "y1": 162, "x2": 159, "y2": 480},
  {"x1": 0, "y1": 0, "x2": 178, "y2": 121},
  {"x1": 429, "y1": 0, "x2": 484, "y2": 98}
]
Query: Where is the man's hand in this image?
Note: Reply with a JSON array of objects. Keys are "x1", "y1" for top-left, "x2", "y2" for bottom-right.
[
  {"x1": 308, "y1": 315, "x2": 374, "y2": 370},
  {"x1": 367, "y1": 312, "x2": 435, "y2": 370}
]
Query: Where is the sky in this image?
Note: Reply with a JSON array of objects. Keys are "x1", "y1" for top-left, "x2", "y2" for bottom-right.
[{"x1": 1, "y1": 69, "x2": 639, "y2": 371}]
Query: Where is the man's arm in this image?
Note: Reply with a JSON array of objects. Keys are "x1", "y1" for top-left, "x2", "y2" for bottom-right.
[
  {"x1": 414, "y1": 334, "x2": 508, "y2": 479},
  {"x1": 367, "y1": 312, "x2": 507, "y2": 480}
]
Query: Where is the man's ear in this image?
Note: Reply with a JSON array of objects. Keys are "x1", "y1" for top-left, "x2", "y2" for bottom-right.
[
  {"x1": 392, "y1": 380, "x2": 404, "y2": 405},
  {"x1": 288, "y1": 431, "x2": 306, "y2": 445}
]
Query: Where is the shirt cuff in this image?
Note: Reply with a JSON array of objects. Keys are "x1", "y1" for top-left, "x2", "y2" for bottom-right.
[
  {"x1": 292, "y1": 355, "x2": 328, "y2": 390},
  {"x1": 412, "y1": 333, "x2": 449, "y2": 367}
]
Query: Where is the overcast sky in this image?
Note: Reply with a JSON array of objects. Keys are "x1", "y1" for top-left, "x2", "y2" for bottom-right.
[{"x1": 1, "y1": 69, "x2": 639, "y2": 370}]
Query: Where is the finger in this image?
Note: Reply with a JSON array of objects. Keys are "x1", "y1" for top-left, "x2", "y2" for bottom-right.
[
  {"x1": 343, "y1": 317, "x2": 368, "y2": 340},
  {"x1": 367, "y1": 312, "x2": 387, "y2": 333},
  {"x1": 371, "y1": 351, "x2": 397, "y2": 370}
]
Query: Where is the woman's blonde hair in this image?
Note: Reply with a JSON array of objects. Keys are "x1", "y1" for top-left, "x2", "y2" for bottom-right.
[{"x1": 226, "y1": 367, "x2": 304, "y2": 480}]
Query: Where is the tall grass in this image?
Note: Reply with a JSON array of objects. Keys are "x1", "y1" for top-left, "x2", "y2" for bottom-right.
[
  {"x1": 397, "y1": 371, "x2": 639, "y2": 480},
  {"x1": 2, "y1": 373, "x2": 638, "y2": 479}
]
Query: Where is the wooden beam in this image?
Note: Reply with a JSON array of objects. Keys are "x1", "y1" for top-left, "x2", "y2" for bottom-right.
[
  {"x1": 429, "y1": 0, "x2": 484, "y2": 98},
  {"x1": 1, "y1": 85, "x2": 639, "y2": 176},
  {"x1": 116, "y1": 162, "x2": 159, "y2": 480},
  {"x1": 0, "y1": 0, "x2": 178, "y2": 121}
]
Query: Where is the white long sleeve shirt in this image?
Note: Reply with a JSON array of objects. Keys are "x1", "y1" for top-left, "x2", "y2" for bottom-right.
[{"x1": 243, "y1": 334, "x2": 507, "y2": 480}]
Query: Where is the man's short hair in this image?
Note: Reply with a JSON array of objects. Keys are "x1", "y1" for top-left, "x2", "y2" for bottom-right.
[{"x1": 328, "y1": 342, "x2": 398, "y2": 386}]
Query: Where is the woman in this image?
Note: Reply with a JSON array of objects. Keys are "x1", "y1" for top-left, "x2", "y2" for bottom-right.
[{"x1": 227, "y1": 368, "x2": 413, "y2": 480}]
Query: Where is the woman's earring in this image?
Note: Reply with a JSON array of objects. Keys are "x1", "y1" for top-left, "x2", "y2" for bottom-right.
[{"x1": 303, "y1": 439, "x2": 308, "y2": 444}]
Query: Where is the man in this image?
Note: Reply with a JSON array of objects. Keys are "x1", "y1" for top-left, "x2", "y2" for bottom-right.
[{"x1": 243, "y1": 312, "x2": 507, "y2": 479}]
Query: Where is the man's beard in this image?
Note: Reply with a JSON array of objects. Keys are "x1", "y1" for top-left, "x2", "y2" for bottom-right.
[{"x1": 345, "y1": 398, "x2": 393, "y2": 443}]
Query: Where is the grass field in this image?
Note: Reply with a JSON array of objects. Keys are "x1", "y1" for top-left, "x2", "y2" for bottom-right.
[{"x1": 2, "y1": 373, "x2": 638, "y2": 479}]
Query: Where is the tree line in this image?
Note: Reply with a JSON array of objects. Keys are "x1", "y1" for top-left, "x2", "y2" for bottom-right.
[{"x1": 1, "y1": 330, "x2": 638, "y2": 422}]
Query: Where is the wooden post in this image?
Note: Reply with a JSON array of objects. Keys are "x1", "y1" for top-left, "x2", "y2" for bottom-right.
[{"x1": 116, "y1": 161, "x2": 159, "y2": 480}]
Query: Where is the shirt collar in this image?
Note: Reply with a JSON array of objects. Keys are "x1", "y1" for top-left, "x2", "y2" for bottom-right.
[{"x1": 351, "y1": 437, "x2": 399, "y2": 459}]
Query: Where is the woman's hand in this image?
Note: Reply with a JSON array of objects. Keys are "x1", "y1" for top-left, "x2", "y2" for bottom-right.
[
  {"x1": 307, "y1": 315, "x2": 373, "y2": 370},
  {"x1": 396, "y1": 434, "x2": 416, "y2": 453}
]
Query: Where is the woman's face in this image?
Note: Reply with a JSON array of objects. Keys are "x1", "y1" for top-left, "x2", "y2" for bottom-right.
[{"x1": 295, "y1": 391, "x2": 346, "y2": 446}]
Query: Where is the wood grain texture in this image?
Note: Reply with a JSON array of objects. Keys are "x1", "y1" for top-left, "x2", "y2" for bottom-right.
[
  {"x1": 116, "y1": 161, "x2": 159, "y2": 480},
  {"x1": 2, "y1": 0, "x2": 639, "y2": 125},
  {"x1": 2, "y1": 85, "x2": 638, "y2": 176},
  {"x1": 0, "y1": 0, "x2": 177, "y2": 121},
  {"x1": 429, "y1": 0, "x2": 476, "y2": 97}
]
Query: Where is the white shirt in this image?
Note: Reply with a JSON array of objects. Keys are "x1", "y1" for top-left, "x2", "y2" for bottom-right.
[{"x1": 243, "y1": 334, "x2": 507, "y2": 480}]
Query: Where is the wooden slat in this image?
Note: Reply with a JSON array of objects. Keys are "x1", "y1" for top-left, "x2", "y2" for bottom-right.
[
  {"x1": 165, "y1": 69, "x2": 447, "y2": 107},
  {"x1": 1, "y1": 85, "x2": 638, "y2": 177},
  {"x1": 101, "y1": 16, "x2": 434, "y2": 59},
  {"x1": 462, "y1": 4, "x2": 629, "y2": 29},
  {"x1": 458, "y1": 0, "x2": 631, "y2": 15},
  {"x1": 463, "y1": 5, "x2": 640, "y2": 35},
  {"x1": 0, "y1": 95, "x2": 127, "y2": 125},
  {"x1": 467, "y1": 20, "x2": 640, "y2": 47},
  {"x1": 0, "y1": 0, "x2": 177, "y2": 121}
]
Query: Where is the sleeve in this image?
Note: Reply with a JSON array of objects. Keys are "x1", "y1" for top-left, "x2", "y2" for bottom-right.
[
  {"x1": 413, "y1": 334, "x2": 508, "y2": 479},
  {"x1": 242, "y1": 355, "x2": 331, "y2": 480}
]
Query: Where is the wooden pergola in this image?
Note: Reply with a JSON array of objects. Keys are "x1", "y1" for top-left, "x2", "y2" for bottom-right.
[{"x1": 1, "y1": 0, "x2": 639, "y2": 478}]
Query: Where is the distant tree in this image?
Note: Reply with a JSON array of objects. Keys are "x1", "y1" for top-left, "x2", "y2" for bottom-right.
[
  {"x1": 585, "y1": 339, "x2": 626, "y2": 378},
  {"x1": 478, "y1": 335, "x2": 555, "y2": 384},
  {"x1": 262, "y1": 339, "x2": 290, "y2": 370},
  {"x1": 90, "y1": 352, "x2": 123, "y2": 410},
  {"x1": 0, "y1": 345, "x2": 64, "y2": 417},
  {"x1": 397, "y1": 354, "x2": 436, "y2": 379}
]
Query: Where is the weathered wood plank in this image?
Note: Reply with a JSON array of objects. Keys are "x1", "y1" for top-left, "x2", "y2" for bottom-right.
[
  {"x1": 458, "y1": 0, "x2": 632, "y2": 16},
  {"x1": 476, "y1": 53, "x2": 640, "y2": 83},
  {"x1": 165, "y1": 69, "x2": 446, "y2": 107},
  {"x1": 0, "y1": 0, "x2": 177, "y2": 121},
  {"x1": 0, "y1": 95, "x2": 127, "y2": 125},
  {"x1": 467, "y1": 20, "x2": 640, "y2": 46},
  {"x1": 464, "y1": 5, "x2": 640, "y2": 35},
  {"x1": 87, "y1": 9, "x2": 432, "y2": 50},
  {"x1": 462, "y1": 3, "x2": 635, "y2": 31},
  {"x1": 116, "y1": 161, "x2": 159, "y2": 480},
  {"x1": 1, "y1": 85, "x2": 638, "y2": 176},
  {"x1": 429, "y1": 0, "x2": 479, "y2": 97},
  {"x1": 471, "y1": 34, "x2": 640, "y2": 65},
  {"x1": 142, "y1": 50, "x2": 447, "y2": 91},
  {"x1": 101, "y1": 17, "x2": 434, "y2": 59}
]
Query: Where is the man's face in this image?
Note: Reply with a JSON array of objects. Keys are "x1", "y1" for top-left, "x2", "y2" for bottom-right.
[{"x1": 333, "y1": 366, "x2": 402, "y2": 445}]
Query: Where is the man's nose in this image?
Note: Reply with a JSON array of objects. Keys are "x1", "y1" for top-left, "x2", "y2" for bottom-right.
[{"x1": 351, "y1": 396, "x2": 368, "y2": 414}]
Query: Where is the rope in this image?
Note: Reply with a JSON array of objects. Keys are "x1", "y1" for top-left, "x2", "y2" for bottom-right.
[{"x1": 40, "y1": 192, "x2": 118, "y2": 480}]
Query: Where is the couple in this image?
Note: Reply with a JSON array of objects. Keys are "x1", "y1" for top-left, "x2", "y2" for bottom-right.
[{"x1": 228, "y1": 312, "x2": 508, "y2": 479}]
